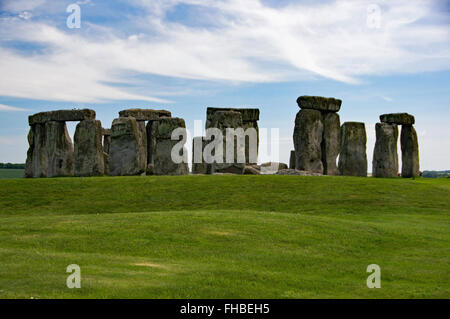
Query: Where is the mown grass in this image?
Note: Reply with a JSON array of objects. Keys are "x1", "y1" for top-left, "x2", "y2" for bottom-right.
[{"x1": 0, "y1": 175, "x2": 449, "y2": 298}]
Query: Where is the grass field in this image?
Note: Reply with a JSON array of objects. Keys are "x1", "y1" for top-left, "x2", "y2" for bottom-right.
[
  {"x1": 0, "y1": 169, "x2": 24, "y2": 179},
  {"x1": 0, "y1": 175, "x2": 449, "y2": 298}
]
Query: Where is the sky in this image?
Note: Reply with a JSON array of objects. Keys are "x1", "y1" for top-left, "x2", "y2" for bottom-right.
[{"x1": 0, "y1": 0, "x2": 449, "y2": 171}]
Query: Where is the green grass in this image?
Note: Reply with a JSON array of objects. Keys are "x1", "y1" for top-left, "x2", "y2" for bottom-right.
[
  {"x1": 0, "y1": 175, "x2": 449, "y2": 298},
  {"x1": 0, "y1": 169, "x2": 24, "y2": 179}
]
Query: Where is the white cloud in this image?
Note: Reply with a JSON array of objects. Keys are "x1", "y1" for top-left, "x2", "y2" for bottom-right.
[
  {"x1": 0, "y1": 104, "x2": 27, "y2": 111},
  {"x1": 1, "y1": 0, "x2": 46, "y2": 12},
  {"x1": 0, "y1": 0, "x2": 449, "y2": 102}
]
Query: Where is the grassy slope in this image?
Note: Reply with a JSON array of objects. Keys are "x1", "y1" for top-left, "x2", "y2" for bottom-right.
[
  {"x1": 0, "y1": 169, "x2": 24, "y2": 179},
  {"x1": 0, "y1": 175, "x2": 449, "y2": 298}
]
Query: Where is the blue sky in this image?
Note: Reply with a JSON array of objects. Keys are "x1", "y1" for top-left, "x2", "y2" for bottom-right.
[{"x1": 0, "y1": 0, "x2": 449, "y2": 170}]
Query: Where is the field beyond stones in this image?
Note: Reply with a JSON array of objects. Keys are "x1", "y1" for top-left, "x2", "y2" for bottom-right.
[{"x1": 0, "y1": 175, "x2": 449, "y2": 298}]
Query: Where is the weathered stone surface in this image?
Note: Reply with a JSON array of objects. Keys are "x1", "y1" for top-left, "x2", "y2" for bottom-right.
[
  {"x1": 192, "y1": 136, "x2": 207, "y2": 174},
  {"x1": 29, "y1": 109, "x2": 96, "y2": 125},
  {"x1": 109, "y1": 117, "x2": 147, "y2": 176},
  {"x1": 137, "y1": 121, "x2": 148, "y2": 166},
  {"x1": 276, "y1": 169, "x2": 323, "y2": 176},
  {"x1": 118, "y1": 108, "x2": 171, "y2": 121},
  {"x1": 206, "y1": 107, "x2": 259, "y2": 122},
  {"x1": 380, "y1": 113, "x2": 415, "y2": 125},
  {"x1": 338, "y1": 122, "x2": 367, "y2": 177},
  {"x1": 25, "y1": 124, "x2": 47, "y2": 178},
  {"x1": 146, "y1": 121, "x2": 156, "y2": 165},
  {"x1": 297, "y1": 96, "x2": 342, "y2": 112},
  {"x1": 207, "y1": 111, "x2": 245, "y2": 174},
  {"x1": 289, "y1": 150, "x2": 296, "y2": 169},
  {"x1": 206, "y1": 108, "x2": 259, "y2": 165},
  {"x1": 321, "y1": 112, "x2": 341, "y2": 175},
  {"x1": 293, "y1": 109, "x2": 324, "y2": 174},
  {"x1": 103, "y1": 152, "x2": 110, "y2": 176},
  {"x1": 372, "y1": 123, "x2": 399, "y2": 178},
  {"x1": 151, "y1": 117, "x2": 189, "y2": 175},
  {"x1": 243, "y1": 165, "x2": 260, "y2": 175},
  {"x1": 103, "y1": 134, "x2": 111, "y2": 154},
  {"x1": 74, "y1": 119, "x2": 105, "y2": 177},
  {"x1": 102, "y1": 128, "x2": 111, "y2": 136},
  {"x1": 45, "y1": 121, "x2": 74, "y2": 177},
  {"x1": 401, "y1": 125, "x2": 420, "y2": 178},
  {"x1": 260, "y1": 162, "x2": 288, "y2": 174}
]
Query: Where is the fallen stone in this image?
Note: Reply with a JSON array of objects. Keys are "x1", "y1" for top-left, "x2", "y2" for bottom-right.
[
  {"x1": 109, "y1": 117, "x2": 147, "y2": 176},
  {"x1": 293, "y1": 109, "x2": 324, "y2": 174},
  {"x1": 296, "y1": 96, "x2": 342, "y2": 112},
  {"x1": 118, "y1": 108, "x2": 171, "y2": 121},
  {"x1": 29, "y1": 109, "x2": 96, "y2": 125},
  {"x1": 45, "y1": 121, "x2": 74, "y2": 177},
  {"x1": 380, "y1": 113, "x2": 415, "y2": 125},
  {"x1": 321, "y1": 112, "x2": 340, "y2": 175},
  {"x1": 243, "y1": 165, "x2": 261, "y2": 175},
  {"x1": 275, "y1": 169, "x2": 323, "y2": 176},
  {"x1": 260, "y1": 162, "x2": 288, "y2": 174},
  {"x1": 372, "y1": 122, "x2": 399, "y2": 178},
  {"x1": 401, "y1": 125, "x2": 420, "y2": 178},
  {"x1": 338, "y1": 122, "x2": 367, "y2": 177}
]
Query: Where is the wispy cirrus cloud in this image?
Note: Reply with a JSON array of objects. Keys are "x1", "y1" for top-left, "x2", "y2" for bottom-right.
[
  {"x1": 0, "y1": 104, "x2": 27, "y2": 111},
  {"x1": 0, "y1": 0, "x2": 449, "y2": 103}
]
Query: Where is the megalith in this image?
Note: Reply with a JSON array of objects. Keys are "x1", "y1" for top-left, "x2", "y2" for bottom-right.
[
  {"x1": 401, "y1": 125, "x2": 420, "y2": 178},
  {"x1": 297, "y1": 96, "x2": 342, "y2": 112},
  {"x1": 206, "y1": 107, "x2": 259, "y2": 165},
  {"x1": 293, "y1": 109, "x2": 324, "y2": 173},
  {"x1": 192, "y1": 136, "x2": 207, "y2": 174},
  {"x1": 372, "y1": 122, "x2": 399, "y2": 178},
  {"x1": 109, "y1": 117, "x2": 147, "y2": 176},
  {"x1": 338, "y1": 122, "x2": 367, "y2": 177},
  {"x1": 102, "y1": 128, "x2": 111, "y2": 176},
  {"x1": 206, "y1": 110, "x2": 246, "y2": 174},
  {"x1": 289, "y1": 150, "x2": 296, "y2": 169},
  {"x1": 25, "y1": 123, "x2": 47, "y2": 178},
  {"x1": 321, "y1": 112, "x2": 341, "y2": 175},
  {"x1": 45, "y1": 121, "x2": 74, "y2": 177},
  {"x1": 151, "y1": 117, "x2": 189, "y2": 175},
  {"x1": 74, "y1": 119, "x2": 105, "y2": 177}
]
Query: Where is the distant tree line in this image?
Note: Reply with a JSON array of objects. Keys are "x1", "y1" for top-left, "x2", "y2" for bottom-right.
[
  {"x1": 422, "y1": 170, "x2": 450, "y2": 178},
  {"x1": 0, "y1": 163, "x2": 25, "y2": 169}
]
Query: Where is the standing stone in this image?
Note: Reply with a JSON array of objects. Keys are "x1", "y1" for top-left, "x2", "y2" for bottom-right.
[
  {"x1": 338, "y1": 122, "x2": 367, "y2": 177},
  {"x1": 372, "y1": 122, "x2": 399, "y2": 178},
  {"x1": 293, "y1": 109, "x2": 324, "y2": 173},
  {"x1": 321, "y1": 112, "x2": 340, "y2": 175},
  {"x1": 25, "y1": 123, "x2": 47, "y2": 178},
  {"x1": 206, "y1": 110, "x2": 245, "y2": 174},
  {"x1": 401, "y1": 125, "x2": 420, "y2": 178},
  {"x1": 289, "y1": 150, "x2": 296, "y2": 169},
  {"x1": 152, "y1": 117, "x2": 189, "y2": 175},
  {"x1": 74, "y1": 119, "x2": 105, "y2": 177},
  {"x1": 192, "y1": 136, "x2": 207, "y2": 174},
  {"x1": 109, "y1": 117, "x2": 147, "y2": 176},
  {"x1": 206, "y1": 107, "x2": 259, "y2": 165},
  {"x1": 102, "y1": 129, "x2": 111, "y2": 154},
  {"x1": 45, "y1": 121, "x2": 74, "y2": 177},
  {"x1": 137, "y1": 121, "x2": 147, "y2": 166}
]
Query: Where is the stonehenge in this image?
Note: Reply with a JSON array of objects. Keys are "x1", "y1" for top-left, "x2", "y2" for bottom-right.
[
  {"x1": 293, "y1": 96, "x2": 341, "y2": 175},
  {"x1": 109, "y1": 117, "x2": 147, "y2": 176},
  {"x1": 25, "y1": 109, "x2": 100, "y2": 178},
  {"x1": 373, "y1": 113, "x2": 420, "y2": 178},
  {"x1": 372, "y1": 123, "x2": 399, "y2": 177},
  {"x1": 338, "y1": 122, "x2": 368, "y2": 177},
  {"x1": 151, "y1": 117, "x2": 189, "y2": 175},
  {"x1": 24, "y1": 101, "x2": 420, "y2": 179}
]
